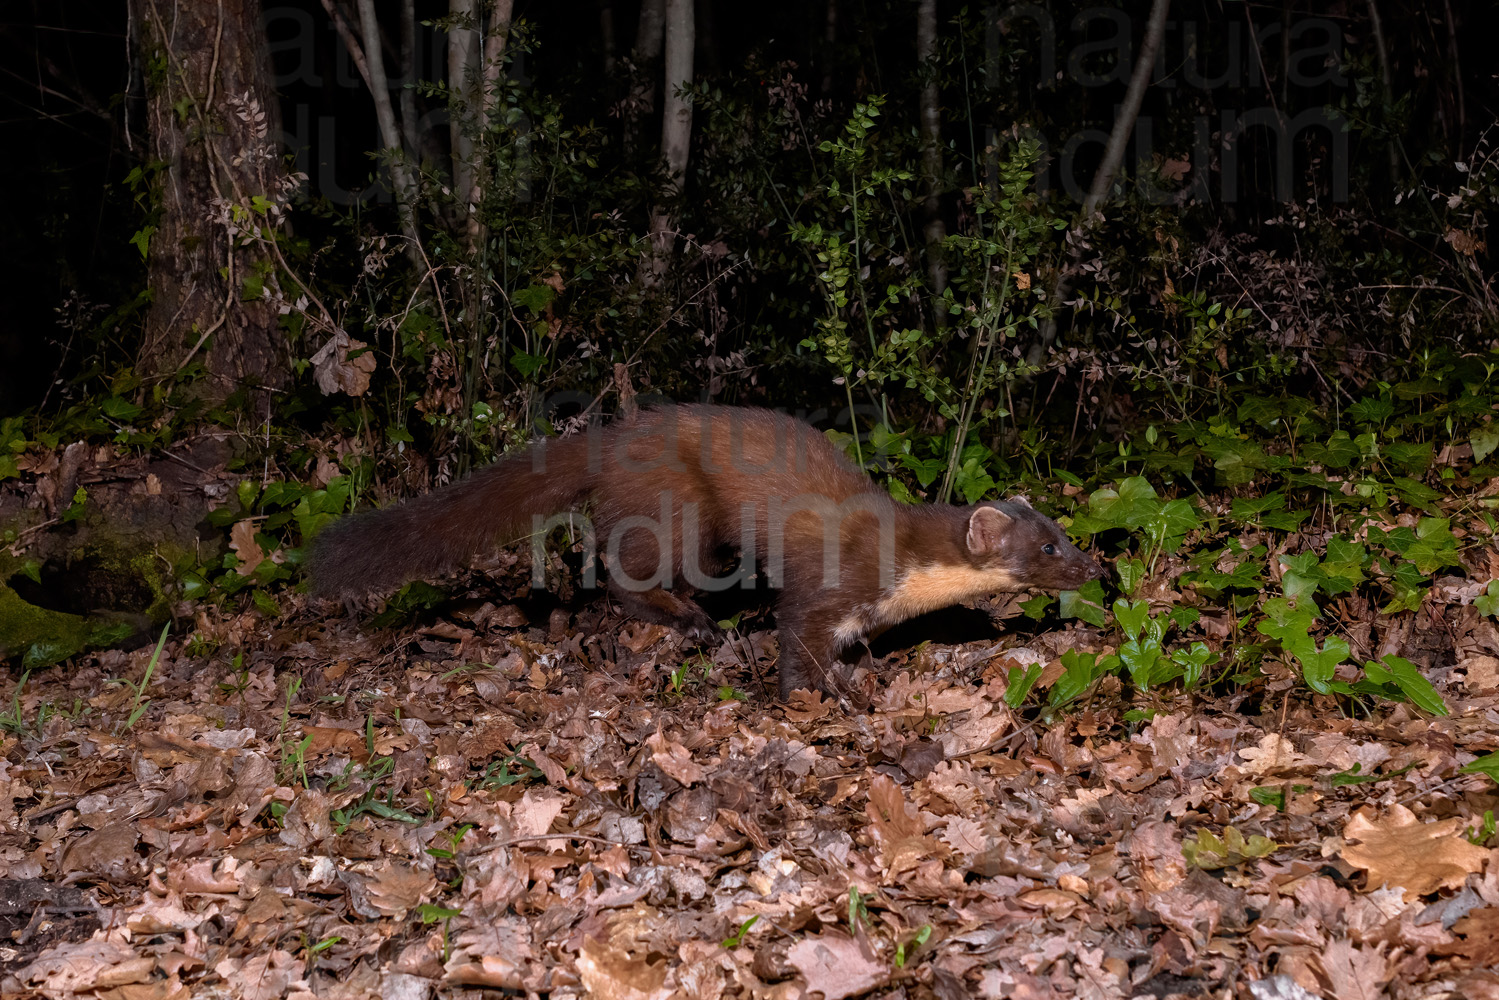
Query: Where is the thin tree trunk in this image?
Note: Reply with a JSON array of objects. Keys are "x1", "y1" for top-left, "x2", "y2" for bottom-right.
[
  {"x1": 917, "y1": 0, "x2": 947, "y2": 314},
  {"x1": 600, "y1": 0, "x2": 617, "y2": 75},
  {"x1": 1028, "y1": 0, "x2": 1170, "y2": 368},
  {"x1": 355, "y1": 0, "x2": 418, "y2": 228},
  {"x1": 643, "y1": 0, "x2": 694, "y2": 286},
  {"x1": 326, "y1": 0, "x2": 424, "y2": 265},
  {"x1": 695, "y1": 0, "x2": 718, "y2": 78},
  {"x1": 1364, "y1": 0, "x2": 1402, "y2": 182},
  {"x1": 1279, "y1": 0, "x2": 1291, "y2": 109},
  {"x1": 1441, "y1": 0, "x2": 1464, "y2": 152},
  {"x1": 448, "y1": 0, "x2": 478, "y2": 228},
  {"x1": 1082, "y1": 0, "x2": 1169, "y2": 216},
  {"x1": 821, "y1": 0, "x2": 837, "y2": 94},
  {"x1": 626, "y1": 0, "x2": 666, "y2": 155},
  {"x1": 399, "y1": 0, "x2": 420, "y2": 158},
  {"x1": 128, "y1": 0, "x2": 288, "y2": 409},
  {"x1": 466, "y1": 0, "x2": 515, "y2": 247}
]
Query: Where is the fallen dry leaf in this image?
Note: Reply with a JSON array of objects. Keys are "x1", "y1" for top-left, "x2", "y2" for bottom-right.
[
  {"x1": 97, "y1": 974, "x2": 192, "y2": 1000},
  {"x1": 575, "y1": 906, "x2": 672, "y2": 1000},
  {"x1": 786, "y1": 931, "x2": 888, "y2": 1000},
  {"x1": 866, "y1": 773, "x2": 946, "y2": 875},
  {"x1": 1444, "y1": 908, "x2": 1499, "y2": 966},
  {"x1": 1342, "y1": 804, "x2": 1490, "y2": 900},
  {"x1": 359, "y1": 860, "x2": 438, "y2": 918},
  {"x1": 229, "y1": 520, "x2": 265, "y2": 576},
  {"x1": 1318, "y1": 938, "x2": 1391, "y2": 1000},
  {"x1": 214, "y1": 949, "x2": 307, "y2": 1000},
  {"x1": 647, "y1": 731, "x2": 706, "y2": 786},
  {"x1": 309, "y1": 330, "x2": 376, "y2": 396},
  {"x1": 18, "y1": 939, "x2": 154, "y2": 994}
]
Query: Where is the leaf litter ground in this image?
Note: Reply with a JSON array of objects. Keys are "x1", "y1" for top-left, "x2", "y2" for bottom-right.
[{"x1": 2, "y1": 560, "x2": 1498, "y2": 1000}]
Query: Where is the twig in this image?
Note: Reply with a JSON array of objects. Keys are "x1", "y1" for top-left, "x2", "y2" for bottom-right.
[{"x1": 6, "y1": 518, "x2": 63, "y2": 557}]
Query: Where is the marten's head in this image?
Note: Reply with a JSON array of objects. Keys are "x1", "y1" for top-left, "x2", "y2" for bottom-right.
[{"x1": 964, "y1": 498, "x2": 1106, "y2": 592}]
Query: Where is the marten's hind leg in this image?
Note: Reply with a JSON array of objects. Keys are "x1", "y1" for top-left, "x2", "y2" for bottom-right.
[
  {"x1": 607, "y1": 581, "x2": 722, "y2": 640},
  {"x1": 605, "y1": 534, "x2": 722, "y2": 641}
]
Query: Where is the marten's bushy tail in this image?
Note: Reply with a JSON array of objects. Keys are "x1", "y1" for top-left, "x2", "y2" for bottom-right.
[{"x1": 307, "y1": 435, "x2": 596, "y2": 599}]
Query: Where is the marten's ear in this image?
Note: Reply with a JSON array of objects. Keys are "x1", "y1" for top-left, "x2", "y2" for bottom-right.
[
  {"x1": 1008, "y1": 495, "x2": 1033, "y2": 509},
  {"x1": 966, "y1": 505, "x2": 1011, "y2": 556}
]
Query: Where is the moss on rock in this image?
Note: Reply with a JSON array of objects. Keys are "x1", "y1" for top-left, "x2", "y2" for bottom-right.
[{"x1": 0, "y1": 584, "x2": 112, "y2": 669}]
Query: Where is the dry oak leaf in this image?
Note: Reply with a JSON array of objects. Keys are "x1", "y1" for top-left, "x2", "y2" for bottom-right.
[
  {"x1": 1341, "y1": 804, "x2": 1490, "y2": 900},
  {"x1": 309, "y1": 331, "x2": 376, "y2": 397},
  {"x1": 214, "y1": 949, "x2": 308, "y2": 1000},
  {"x1": 444, "y1": 955, "x2": 525, "y2": 990},
  {"x1": 1237, "y1": 733, "x2": 1312, "y2": 776},
  {"x1": 936, "y1": 702, "x2": 1012, "y2": 757},
  {"x1": 446, "y1": 916, "x2": 536, "y2": 990},
  {"x1": 786, "y1": 931, "x2": 889, "y2": 1000},
  {"x1": 98, "y1": 974, "x2": 191, "y2": 1000},
  {"x1": 125, "y1": 891, "x2": 217, "y2": 936},
  {"x1": 575, "y1": 906, "x2": 673, "y2": 1000},
  {"x1": 1445, "y1": 907, "x2": 1499, "y2": 966},
  {"x1": 17, "y1": 938, "x2": 154, "y2": 995},
  {"x1": 647, "y1": 731, "x2": 706, "y2": 786},
  {"x1": 866, "y1": 773, "x2": 946, "y2": 876},
  {"x1": 229, "y1": 520, "x2": 266, "y2": 576},
  {"x1": 1125, "y1": 819, "x2": 1188, "y2": 893},
  {"x1": 941, "y1": 814, "x2": 991, "y2": 856},
  {"x1": 358, "y1": 859, "x2": 439, "y2": 918},
  {"x1": 1317, "y1": 938, "x2": 1391, "y2": 1000}
]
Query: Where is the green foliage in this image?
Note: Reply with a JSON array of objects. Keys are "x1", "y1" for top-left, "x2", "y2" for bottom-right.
[
  {"x1": 117, "y1": 623, "x2": 169, "y2": 734},
  {"x1": 476, "y1": 753, "x2": 543, "y2": 789},
  {"x1": 1048, "y1": 649, "x2": 1118, "y2": 710},
  {"x1": 722, "y1": 916, "x2": 760, "y2": 949},
  {"x1": 790, "y1": 100, "x2": 1061, "y2": 493},
  {"x1": 1182, "y1": 827, "x2": 1278, "y2": 870},
  {"x1": 1475, "y1": 581, "x2": 1499, "y2": 618},
  {"x1": 1071, "y1": 477, "x2": 1202, "y2": 574},
  {"x1": 1461, "y1": 753, "x2": 1499, "y2": 784}
]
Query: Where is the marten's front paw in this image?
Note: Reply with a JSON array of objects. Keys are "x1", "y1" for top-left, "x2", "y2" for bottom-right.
[{"x1": 678, "y1": 608, "x2": 726, "y2": 646}]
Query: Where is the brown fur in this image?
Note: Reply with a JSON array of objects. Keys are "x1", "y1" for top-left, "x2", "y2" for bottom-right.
[{"x1": 309, "y1": 405, "x2": 1106, "y2": 698}]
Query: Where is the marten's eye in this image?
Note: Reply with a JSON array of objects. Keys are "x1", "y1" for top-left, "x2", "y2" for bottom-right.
[{"x1": 1042, "y1": 543, "x2": 1057, "y2": 556}]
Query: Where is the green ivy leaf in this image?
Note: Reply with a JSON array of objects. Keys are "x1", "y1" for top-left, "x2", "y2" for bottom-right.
[
  {"x1": 1059, "y1": 578, "x2": 1108, "y2": 627},
  {"x1": 512, "y1": 283, "x2": 556, "y2": 313},
  {"x1": 1471, "y1": 425, "x2": 1499, "y2": 463},
  {"x1": 1112, "y1": 598, "x2": 1150, "y2": 640},
  {"x1": 1368, "y1": 656, "x2": 1448, "y2": 716},
  {"x1": 511, "y1": 351, "x2": 546, "y2": 378},
  {"x1": 1462, "y1": 751, "x2": 1499, "y2": 782},
  {"x1": 1018, "y1": 593, "x2": 1054, "y2": 619},
  {"x1": 1002, "y1": 663, "x2": 1043, "y2": 708},
  {"x1": 1474, "y1": 581, "x2": 1499, "y2": 618},
  {"x1": 1117, "y1": 557, "x2": 1145, "y2": 596}
]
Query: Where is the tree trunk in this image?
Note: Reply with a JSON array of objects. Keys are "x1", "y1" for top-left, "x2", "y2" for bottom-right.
[
  {"x1": 600, "y1": 0, "x2": 617, "y2": 75},
  {"x1": 916, "y1": 0, "x2": 948, "y2": 314},
  {"x1": 1364, "y1": 0, "x2": 1402, "y2": 182},
  {"x1": 626, "y1": 0, "x2": 666, "y2": 155},
  {"x1": 695, "y1": 0, "x2": 719, "y2": 78},
  {"x1": 1028, "y1": 0, "x2": 1170, "y2": 368},
  {"x1": 353, "y1": 0, "x2": 424, "y2": 262},
  {"x1": 821, "y1": 0, "x2": 838, "y2": 95},
  {"x1": 642, "y1": 0, "x2": 694, "y2": 287},
  {"x1": 466, "y1": 0, "x2": 516, "y2": 246},
  {"x1": 399, "y1": 0, "x2": 421, "y2": 159},
  {"x1": 448, "y1": 0, "x2": 479, "y2": 225},
  {"x1": 128, "y1": 0, "x2": 289, "y2": 410}
]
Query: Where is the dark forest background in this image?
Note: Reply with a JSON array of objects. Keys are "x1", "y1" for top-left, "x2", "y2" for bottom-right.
[{"x1": 1, "y1": 0, "x2": 1496, "y2": 512}]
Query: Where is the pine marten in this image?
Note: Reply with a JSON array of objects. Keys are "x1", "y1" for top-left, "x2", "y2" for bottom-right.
[{"x1": 308, "y1": 404, "x2": 1105, "y2": 698}]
